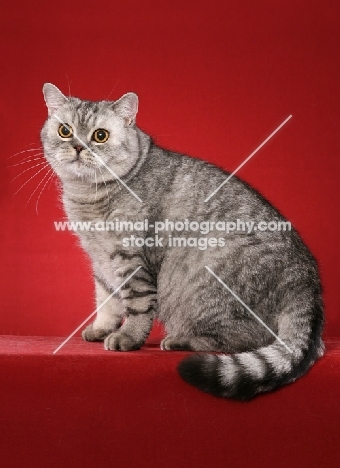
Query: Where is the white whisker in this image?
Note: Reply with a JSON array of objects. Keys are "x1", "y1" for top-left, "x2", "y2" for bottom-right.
[
  {"x1": 7, "y1": 147, "x2": 43, "y2": 160},
  {"x1": 96, "y1": 164, "x2": 110, "y2": 206},
  {"x1": 9, "y1": 155, "x2": 45, "y2": 167},
  {"x1": 12, "y1": 165, "x2": 50, "y2": 198},
  {"x1": 47, "y1": 169, "x2": 58, "y2": 190},
  {"x1": 25, "y1": 165, "x2": 55, "y2": 209},
  {"x1": 11, "y1": 161, "x2": 49, "y2": 183},
  {"x1": 35, "y1": 167, "x2": 58, "y2": 214},
  {"x1": 92, "y1": 167, "x2": 98, "y2": 209}
]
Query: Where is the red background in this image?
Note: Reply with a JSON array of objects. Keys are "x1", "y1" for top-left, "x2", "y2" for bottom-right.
[{"x1": 1, "y1": 0, "x2": 339, "y2": 338}]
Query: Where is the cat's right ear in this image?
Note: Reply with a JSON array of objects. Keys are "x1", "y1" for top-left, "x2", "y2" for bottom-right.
[{"x1": 42, "y1": 83, "x2": 67, "y2": 116}]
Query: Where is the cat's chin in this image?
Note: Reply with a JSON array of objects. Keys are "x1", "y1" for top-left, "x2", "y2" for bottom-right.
[
  {"x1": 68, "y1": 166, "x2": 94, "y2": 181},
  {"x1": 53, "y1": 163, "x2": 94, "y2": 183}
]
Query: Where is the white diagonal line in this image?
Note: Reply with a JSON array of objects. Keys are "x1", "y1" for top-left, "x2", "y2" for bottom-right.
[
  {"x1": 205, "y1": 266, "x2": 293, "y2": 353},
  {"x1": 204, "y1": 115, "x2": 292, "y2": 202},
  {"x1": 53, "y1": 114, "x2": 143, "y2": 203},
  {"x1": 53, "y1": 266, "x2": 142, "y2": 354}
]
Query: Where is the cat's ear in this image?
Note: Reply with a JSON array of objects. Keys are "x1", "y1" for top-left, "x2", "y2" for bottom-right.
[
  {"x1": 43, "y1": 83, "x2": 67, "y2": 116},
  {"x1": 113, "y1": 92, "x2": 138, "y2": 126}
]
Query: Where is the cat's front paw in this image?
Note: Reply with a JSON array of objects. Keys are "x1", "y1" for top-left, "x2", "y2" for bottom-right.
[
  {"x1": 104, "y1": 331, "x2": 142, "y2": 351},
  {"x1": 82, "y1": 323, "x2": 112, "y2": 342}
]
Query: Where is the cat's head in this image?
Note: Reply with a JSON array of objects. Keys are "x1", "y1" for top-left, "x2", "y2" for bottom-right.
[{"x1": 41, "y1": 83, "x2": 140, "y2": 183}]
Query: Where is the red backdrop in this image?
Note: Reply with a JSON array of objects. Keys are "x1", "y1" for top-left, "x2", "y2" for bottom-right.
[{"x1": 1, "y1": 0, "x2": 339, "y2": 337}]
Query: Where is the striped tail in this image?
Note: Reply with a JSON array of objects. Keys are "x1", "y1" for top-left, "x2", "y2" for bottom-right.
[{"x1": 178, "y1": 309, "x2": 324, "y2": 400}]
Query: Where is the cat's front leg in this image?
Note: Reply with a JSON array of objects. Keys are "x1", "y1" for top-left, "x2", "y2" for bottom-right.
[
  {"x1": 104, "y1": 313, "x2": 154, "y2": 351},
  {"x1": 104, "y1": 271, "x2": 157, "y2": 351},
  {"x1": 82, "y1": 279, "x2": 124, "y2": 342}
]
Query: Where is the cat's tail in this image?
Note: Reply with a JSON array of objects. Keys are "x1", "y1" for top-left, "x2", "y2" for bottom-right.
[{"x1": 177, "y1": 304, "x2": 324, "y2": 400}]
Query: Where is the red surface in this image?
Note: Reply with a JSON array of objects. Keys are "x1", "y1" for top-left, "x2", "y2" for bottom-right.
[
  {"x1": 0, "y1": 335, "x2": 340, "y2": 468},
  {"x1": 1, "y1": 3, "x2": 339, "y2": 466}
]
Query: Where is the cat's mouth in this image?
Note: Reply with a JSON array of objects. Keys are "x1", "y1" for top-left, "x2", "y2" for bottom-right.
[
  {"x1": 68, "y1": 151, "x2": 87, "y2": 165},
  {"x1": 68, "y1": 146, "x2": 86, "y2": 164},
  {"x1": 66, "y1": 156, "x2": 95, "y2": 173},
  {"x1": 69, "y1": 155, "x2": 81, "y2": 163}
]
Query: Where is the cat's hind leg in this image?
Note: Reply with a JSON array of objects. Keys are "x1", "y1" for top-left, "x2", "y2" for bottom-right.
[
  {"x1": 82, "y1": 279, "x2": 124, "y2": 342},
  {"x1": 161, "y1": 336, "x2": 221, "y2": 352}
]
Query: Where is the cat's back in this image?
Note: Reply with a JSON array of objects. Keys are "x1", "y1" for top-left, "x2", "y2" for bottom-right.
[{"x1": 135, "y1": 143, "x2": 285, "y2": 224}]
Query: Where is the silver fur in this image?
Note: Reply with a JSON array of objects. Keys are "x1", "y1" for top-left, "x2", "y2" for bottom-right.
[{"x1": 41, "y1": 83, "x2": 324, "y2": 400}]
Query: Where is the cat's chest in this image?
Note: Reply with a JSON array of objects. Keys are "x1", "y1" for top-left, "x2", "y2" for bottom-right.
[{"x1": 63, "y1": 195, "x2": 151, "y2": 272}]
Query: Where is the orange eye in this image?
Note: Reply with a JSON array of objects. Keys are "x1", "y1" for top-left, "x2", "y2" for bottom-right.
[
  {"x1": 92, "y1": 129, "x2": 109, "y2": 143},
  {"x1": 58, "y1": 124, "x2": 73, "y2": 138}
]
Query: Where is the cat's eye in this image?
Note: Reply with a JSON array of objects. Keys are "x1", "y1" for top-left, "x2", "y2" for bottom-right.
[
  {"x1": 92, "y1": 129, "x2": 109, "y2": 143},
  {"x1": 58, "y1": 124, "x2": 73, "y2": 138}
]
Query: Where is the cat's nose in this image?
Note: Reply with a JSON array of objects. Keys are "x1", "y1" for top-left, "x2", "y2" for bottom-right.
[{"x1": 74, "y1": 145, "x2": 84, "y2": 154}]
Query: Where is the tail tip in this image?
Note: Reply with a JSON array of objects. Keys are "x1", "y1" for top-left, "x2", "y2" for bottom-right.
[{"x1": 177, "y1": 354, "x2": 225, "y2": 397}]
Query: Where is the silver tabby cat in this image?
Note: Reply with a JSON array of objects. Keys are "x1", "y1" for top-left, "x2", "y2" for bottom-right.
[{"x1": 41, "y1": 83, "x2": 324, "y2": 400}]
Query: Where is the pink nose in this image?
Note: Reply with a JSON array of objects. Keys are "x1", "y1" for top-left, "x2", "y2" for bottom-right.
[{"x1": 74, "y1": 146, "x2": 84, "y2": 153}]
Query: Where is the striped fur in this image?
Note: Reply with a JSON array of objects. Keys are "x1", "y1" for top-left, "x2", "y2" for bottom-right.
[{"x1": 41, "y1": 83, "x2": 324, "y2": 399}]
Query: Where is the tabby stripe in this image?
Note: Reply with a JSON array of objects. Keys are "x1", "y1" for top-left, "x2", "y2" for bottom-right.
[
  {"x1": 95, "y1": 179, "x2": 121, "y2": 189},
  {"x1": 110, "y1": 251, "x2": 142, "y2": 261},
  {"x1": 68, "y1": 195, "x2": 109, "y2": 206},
  {"x1": 73, "y1": 103, "x2": 82, "y2": 114},
  {"x1": 126, "y1": 305, "x2": 154, "y2": 316},
  {"x1": 133, "y1": 275, "x2": 155, "y2": 287},
  {"x1": 235, "y1": 352, "x2": 267, "y2": 380},
  {"x1": 252, "y1": 350, "x2": 276, "y2": 380},
  {"x1": 124, "y1": 290, "x2": 157, "y2": 298},
  {"x1": 116, "y1": 268, "x2": 155, "y2": 284},
  {"x1": 94, "y1": 275, "x2": 114, "y2": 294},
  {"x1": 219, "y1": 355, "x2": 239, "y2": 387},
  {"x1": 259, "y1": 346, "x2": 292, "y2": 374}
]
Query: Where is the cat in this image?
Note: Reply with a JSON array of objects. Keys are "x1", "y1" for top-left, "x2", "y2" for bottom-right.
[{"x1": 41, "y1": 83, "x2": 324, "y2": 400}]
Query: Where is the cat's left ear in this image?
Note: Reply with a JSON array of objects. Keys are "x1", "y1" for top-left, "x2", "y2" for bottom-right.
[
  {"x1": 43, "y1": 83, "x2": 68, "y2": 116},
  {"x1": 113, "y1": 92, "x2": 138, "y2": 126}
]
